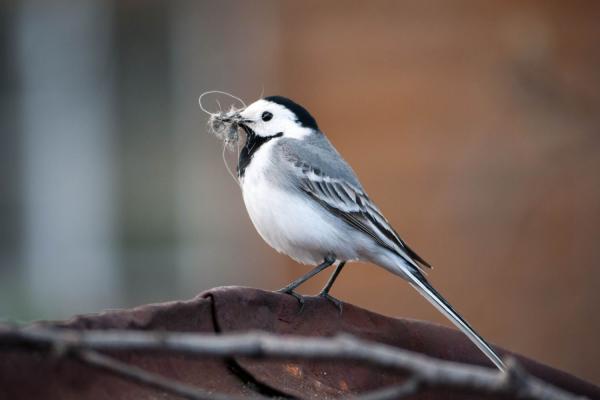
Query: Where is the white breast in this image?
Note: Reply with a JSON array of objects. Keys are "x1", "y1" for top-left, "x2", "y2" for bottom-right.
[{"x1": 240, "y1": 141, "x2": 363, "y2": 265}]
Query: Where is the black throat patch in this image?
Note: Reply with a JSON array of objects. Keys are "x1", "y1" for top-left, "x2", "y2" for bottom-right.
[{"x1": 237, "y1": 125, "x2": 283, "y2": 178}]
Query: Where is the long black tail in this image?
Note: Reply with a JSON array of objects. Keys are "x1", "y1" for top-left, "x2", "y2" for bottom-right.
[{"x1": 407, "y1": 271, "x2": 506, "y2": 371}]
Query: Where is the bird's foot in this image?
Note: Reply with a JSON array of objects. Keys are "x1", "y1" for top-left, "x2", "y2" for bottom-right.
[
  {"x1": 318, "y1": 291, "x2": 343, "y2": 314},
  {"x1": 276, "y1": 287, "x2": 305, "y2": 311}
]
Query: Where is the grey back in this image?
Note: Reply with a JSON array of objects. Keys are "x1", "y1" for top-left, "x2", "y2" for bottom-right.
[{"x1": 273, "y1": 132, "x2": 363, "y2": 190}]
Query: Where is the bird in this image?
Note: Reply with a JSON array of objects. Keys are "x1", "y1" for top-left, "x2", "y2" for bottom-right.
[{"x1": 219, "y1": 95, "x2": 505, "y2": 371}]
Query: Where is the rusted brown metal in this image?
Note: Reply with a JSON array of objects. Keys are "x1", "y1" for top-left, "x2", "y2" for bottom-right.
[{"x1": 1, "y1": 286, "x2": 598, "y2": 399}]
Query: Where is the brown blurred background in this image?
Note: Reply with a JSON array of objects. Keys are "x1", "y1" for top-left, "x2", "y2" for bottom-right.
[{"x1": 0, "y1": 0, "x2": 598, "y2": 384}]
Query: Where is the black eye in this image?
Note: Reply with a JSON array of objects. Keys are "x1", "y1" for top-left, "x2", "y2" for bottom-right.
[{"x1": 261, "y1": 111, "x2": 273, "y2": 122}]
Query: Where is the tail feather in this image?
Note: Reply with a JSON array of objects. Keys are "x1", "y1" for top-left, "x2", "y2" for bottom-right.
[{"x1": 407, "y1": 271, "x2": 506, "y2": 371}]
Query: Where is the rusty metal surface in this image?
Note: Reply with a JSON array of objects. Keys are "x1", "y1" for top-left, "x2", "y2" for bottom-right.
[
  {"x1": 0, "y1": 294, "x2": 255, "y2": 400},
  {"x1": 1, "y1": 286, "x2": 598, "y2": 399},
  {"x1": 207, "y1": 287, "x2": 600, "y2": 399}
]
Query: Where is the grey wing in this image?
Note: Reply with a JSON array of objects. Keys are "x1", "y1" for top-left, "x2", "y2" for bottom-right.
[
  {"x1": 277, "y1": 135, "x2": 364, "y2": 188},
  {"x1": 277, "y1": 137, "x2": 431, "y2": 270}
]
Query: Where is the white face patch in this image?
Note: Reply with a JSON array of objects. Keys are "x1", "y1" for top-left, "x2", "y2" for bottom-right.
[{"x1": 240, "y1": 99, "x2": 313, "y2": 140}]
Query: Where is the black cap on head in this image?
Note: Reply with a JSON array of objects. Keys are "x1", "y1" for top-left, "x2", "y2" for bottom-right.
[{"x1": 264, "y1": 96, "x2": 319, "y2": 131}]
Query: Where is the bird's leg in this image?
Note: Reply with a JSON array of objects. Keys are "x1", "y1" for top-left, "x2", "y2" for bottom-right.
[
  {"x1": 318, "y1": 261, "x2": 346, "y2": 313},
  {"x1": 277, "y1": 255, "x2": 336, "y2": 308},
  {"x1": 319, "y1": 261, "x2": 346, "y2": 296}
]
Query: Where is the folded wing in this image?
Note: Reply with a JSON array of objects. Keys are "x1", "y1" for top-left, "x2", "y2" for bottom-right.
[{"x1": 294, "y1": 161, "x2": 431, "y2": 271}]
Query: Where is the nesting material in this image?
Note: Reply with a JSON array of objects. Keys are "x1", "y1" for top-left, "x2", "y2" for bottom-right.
[
  {"x1": 199, "y1": 91, "x2": 248, "y2": 184},
  {"x1": 199, "y1": 90, "x2": 247, "y2": 150},
  {"x1": 207, "y1": 107, "x2": 243, "y2": 149}
]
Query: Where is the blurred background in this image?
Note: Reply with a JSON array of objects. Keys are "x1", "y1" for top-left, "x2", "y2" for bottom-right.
[{"x1": 0, "y1": 0, "x2": 599, "y2": 383}]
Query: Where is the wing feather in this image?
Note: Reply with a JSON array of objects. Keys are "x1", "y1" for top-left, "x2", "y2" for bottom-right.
[{"x1": 294, "y1": 162, "x2": 431, "y2": 269}]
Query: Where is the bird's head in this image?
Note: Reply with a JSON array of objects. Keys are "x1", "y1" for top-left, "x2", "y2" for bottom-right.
[{"x1": 238, "y1": 96, "x2": 319, "y2": 140}]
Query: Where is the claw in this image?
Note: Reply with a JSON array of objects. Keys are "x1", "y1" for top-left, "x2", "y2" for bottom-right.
[
  {"x1": 273, "y1": 257, "x2": 338, "y2": 314},
  {"x1": 276, "y1": 288, "x2": 305, "y2": 312},
  {"x1": 319, "y1": 292, "x2": 343, "y2": 314}
]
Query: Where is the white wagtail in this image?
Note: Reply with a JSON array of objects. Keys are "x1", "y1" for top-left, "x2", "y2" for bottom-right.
[{"x1": 207, "y1": 95, "x2": 505, "y2": 371}]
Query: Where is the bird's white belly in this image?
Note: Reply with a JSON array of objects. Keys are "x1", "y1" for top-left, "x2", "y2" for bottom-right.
[{"x1": 241, "y1": 145, "x2": 361, "y2": 265}]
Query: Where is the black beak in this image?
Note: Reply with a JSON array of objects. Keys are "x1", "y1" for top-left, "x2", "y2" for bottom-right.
[{"x1": 238, "y1": 120, "x2": 255, "y2": 136}]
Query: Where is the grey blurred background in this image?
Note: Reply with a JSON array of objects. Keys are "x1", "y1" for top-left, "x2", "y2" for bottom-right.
[{"x1": 0, "y1": 0, "x2": 599, "y2": 383}]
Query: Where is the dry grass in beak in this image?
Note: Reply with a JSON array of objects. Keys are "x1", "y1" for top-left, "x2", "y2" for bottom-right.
[
  {"x1": 208, "y1": 107, "x2": 242, "y2": 149},
  {"x1": 199, "y1": 90, "x2": 247, "y2": 150},
  {"x1": 199, "y1": 90, "x2": 247, "y2": 185}
]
